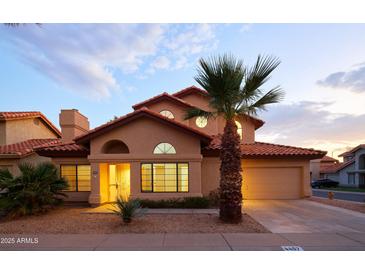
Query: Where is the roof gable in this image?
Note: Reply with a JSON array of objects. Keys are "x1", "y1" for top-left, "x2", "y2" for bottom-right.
[
  {"x1": 172, "y1": 86, "x2": 209, "y2": 98},
  {"x1": 0, "y1": 111, "x2": 61, "y2": 137},
  {"x1": 74, "y1": 108, "x2": 212, "y2": 144},
  {"x1": 132, "y1": 92, "x2": 195, "y2": 110},
  {"x1": 338, "y1": 144, "x2": 365, "y2": 157}
]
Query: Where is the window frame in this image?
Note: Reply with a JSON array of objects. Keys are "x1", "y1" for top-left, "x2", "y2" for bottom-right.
[
  {"x1": 60, "y1": 164, "x2": 91, "y2": 192},
  {"x1": 140, "y1": 162, "x2": 189, "y2": 193},
  {"x1": 153, "y1": 142, "x2": 176, "y2": 154},
  {"x1": 159, "y1": 110, "x2": 175, "y2": 119},
  {"x1": 195, "y1": 116, "x2": 208, "y2": 128}
]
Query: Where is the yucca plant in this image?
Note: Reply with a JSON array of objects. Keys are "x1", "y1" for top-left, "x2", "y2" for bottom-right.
[
  {"x1": 0, "y1": 162, "x2": 68, "y2": 217},
  {"x1": 111, "y1": 197, "x2": 147, "y2": 223}
]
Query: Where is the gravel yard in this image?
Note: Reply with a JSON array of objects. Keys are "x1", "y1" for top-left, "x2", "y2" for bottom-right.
[
  {"x1": 308, "y1": 197, "x2": 365, "y2": 214},
  {"x1": 0, "y1": 207, "x2": 269, "y2": 234}
]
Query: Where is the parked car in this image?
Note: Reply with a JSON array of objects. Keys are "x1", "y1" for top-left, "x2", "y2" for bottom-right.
[{"x1": 311, "y1": 179, "x2": 339, "y2": 189}]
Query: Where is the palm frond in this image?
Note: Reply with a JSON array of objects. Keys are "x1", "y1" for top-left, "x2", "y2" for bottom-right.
[
  {"x1": 184, "y1": 107, "x2": 214, "y2": 120},
  {"x1": 238, "y1": 86, "x2": 284, "y2": 116},
  {"x1": 194, "y1": 54, "x2": 244, "y2": 117}
]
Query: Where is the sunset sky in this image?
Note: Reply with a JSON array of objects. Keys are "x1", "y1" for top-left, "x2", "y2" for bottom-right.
[{"x1": 0, "y1": 24, "x2": 364, "y2": 158}]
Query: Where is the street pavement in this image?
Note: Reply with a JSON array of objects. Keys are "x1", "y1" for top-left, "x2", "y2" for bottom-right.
[
  {"x1": 312, "y1": 189, "x2": 365, "y2": 203},
  {"x1": 1, "y1": 233, "x2": 365, "y2": 251}
]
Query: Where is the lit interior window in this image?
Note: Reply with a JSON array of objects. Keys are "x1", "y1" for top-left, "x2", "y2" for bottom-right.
[
  {"x1": 196, "y1": 116, "x2": 208, "y2": 128},
  {"x1": 153, "y1": 143, "x2": 176, "y2": 154},
  {"x1": 60, "y1": 165, "x2": 91, "y2": 192},
  {"x1": 235, "y1": 121, "x2": 243, "y2": 140},
  {"x1": 141, "y1": 163, "x2": 188, "y2": 192},
  {"x1": 159, "y1": 110, "x2": 174, "y2": 119}
]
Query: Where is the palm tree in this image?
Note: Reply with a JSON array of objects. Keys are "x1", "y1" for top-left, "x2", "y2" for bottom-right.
[
  {"x1": 185, "y1": 54, "x2": 284, "y2": 223},
  {"x1": 0, "y1": 162, "x2": 68, "y2": 217}
]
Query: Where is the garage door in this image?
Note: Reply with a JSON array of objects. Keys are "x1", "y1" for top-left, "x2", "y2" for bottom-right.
[{"x1": 242, "y1": 167, "x2": 302, "y2": 199}]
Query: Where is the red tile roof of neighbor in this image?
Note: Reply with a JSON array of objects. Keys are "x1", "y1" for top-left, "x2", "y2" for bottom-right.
[
  {"x1": 321, "y1": 155, "x2": 339, "y2": 162},
  {"x1": 0, "y1": 111, "x2": 61, "y2": 137},
  {"x1": 0, "y1": 139, "x2": 58, "y2": 157},
  {"x1": 338, "y1": 144, "x2": 365, "y2": 157},
  {"x1": 74, "y1": 107, "x2": 213, "y2": 144},
  {"x1": 320, "y1": 160, "x2": 355, "y2": 174},
  {"x1": 205, "y1": 135, "x2": 326, "y2": 159}
]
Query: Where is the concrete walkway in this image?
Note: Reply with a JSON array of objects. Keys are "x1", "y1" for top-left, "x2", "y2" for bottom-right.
[
  {"x1": 1, "y1": 233, "x2": 364, "y2": 251},
  {"x1": 244, "y1": 200, "x2": 365, "y2": 233}
]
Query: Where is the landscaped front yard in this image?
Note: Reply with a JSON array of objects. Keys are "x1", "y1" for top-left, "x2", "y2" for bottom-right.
[{"x1": 0, "y1": 206, "x2": 269, "y2": 234}]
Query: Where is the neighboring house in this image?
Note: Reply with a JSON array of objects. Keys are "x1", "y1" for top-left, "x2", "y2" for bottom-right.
[
  {"x1": 31, "y1": 86, "x2": 325, "y2": 205},
  {"x1": 321, "y1": 145, "x2": 365, "y2": 188},
  {"x1": 0, "y1": 111, "x2": 61, "y2": 175},
  {"x1": 310, "y1": 155, "x2": 339, "y2": 181}
]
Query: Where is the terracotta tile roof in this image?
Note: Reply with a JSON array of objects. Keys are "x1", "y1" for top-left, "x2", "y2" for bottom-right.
[
  {"x1": 321, "y1": 155, "x2": 339, "y2": 163},
  {"x1": 338, "y1": 144, "x2": 365, "y2": 157},
  {"x1": 74, "y1": 107, "x2": 213, "y2": 144},
  {"x1": 172, "y1": 86, "x2": 209, "y2": 98},
  {"x1": 205, "y1": 135, "x2": 326, "y2": 159},
  {"x1": 34, "y1": 140, "x2": 89, "y2": 157},
  {"x1": 132, "y1": 92, "x2": 196, "y2": 110},
  {"x1": 0, "y1": 138, "x2": 58, "y2": 157},
  {"x1": 320, "y1": 160, "x2": 355, "y2": 174},
  {"x1": 0, "y1": 111, "x2": 61, "y2": 137}
]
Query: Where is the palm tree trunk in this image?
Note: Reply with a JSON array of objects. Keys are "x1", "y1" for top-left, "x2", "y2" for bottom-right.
[{"x1": 219, "y1": 119, "x2": 242, "y2": 223}]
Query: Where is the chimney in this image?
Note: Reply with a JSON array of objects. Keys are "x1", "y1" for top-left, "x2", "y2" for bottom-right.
[{"x1": 59, "y1": 109, "x2": 89, "y2": 143}]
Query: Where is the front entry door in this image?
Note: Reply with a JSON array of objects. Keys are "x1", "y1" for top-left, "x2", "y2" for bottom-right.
[{"x1": 109, "y1": 164, "x2": 130, "y2": 202}]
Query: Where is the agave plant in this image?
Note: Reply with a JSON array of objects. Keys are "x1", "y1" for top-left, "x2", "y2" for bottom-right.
[
  {"x1": 111, "y1": 197, "x2": 147, "y2": 223},
  {"x1": 0, "y1": 162, "x2": 68, "y2": 217}
]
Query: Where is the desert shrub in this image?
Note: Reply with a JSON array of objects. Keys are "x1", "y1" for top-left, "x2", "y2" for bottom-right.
[
  {"x1": 139, "y1": 197, "x2": 211, "y2": 209},
  {"x1": 0, "y1": 163, "x2": 68, "y2": 218},
  {"x1": 208, "y1": 188, "x2": 220, "y2": 207},
  {"x1": 111, "y1": 197, "x2": 147, "y2": 223}
]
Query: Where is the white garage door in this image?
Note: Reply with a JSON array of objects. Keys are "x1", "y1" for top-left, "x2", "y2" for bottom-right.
[{"x1": 242, "y1": 167, "x2": 302, "y2": 199}]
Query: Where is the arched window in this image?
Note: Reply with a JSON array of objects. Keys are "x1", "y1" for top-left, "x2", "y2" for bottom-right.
[
  {"x1": 153, "y1": 143, "x2": 176, "y2": 154},
  {"x1": 160, "y1": 110, "x2": 174, "y2": 119},
  {"x1": 101, "y1": 140, "x2": 129, "y2": 154},
  {"x1": 235, "y1": 121, "x2": 242, "y2": 140},
  {"x1": 196, "y1": 116, "x2": 208, "y2": 128}
]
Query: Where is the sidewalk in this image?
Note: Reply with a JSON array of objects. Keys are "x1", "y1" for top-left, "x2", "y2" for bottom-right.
[{"x1": 1, "y1": 233, "x2": 365, "y2": 251}]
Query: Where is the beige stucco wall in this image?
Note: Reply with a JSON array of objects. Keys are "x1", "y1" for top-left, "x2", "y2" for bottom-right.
[
  {"x1": 0, "y1": 122, "x2": 5, "y2": 145},
  {"x1": 1, "y1": 118, "x2": 59, "y2": 145},
  {"x1": 87, "y1": 116, "x2": 204, "y2": 205},
  {"x1": 201, "y1": 157, "x2": 312, "y2": 199},
  {"x1": 0, "y1": 153, "x2": 51, "y2": 176},
  {"x1": 144, "y1": 93, "x2": 256, "y2": 143}
]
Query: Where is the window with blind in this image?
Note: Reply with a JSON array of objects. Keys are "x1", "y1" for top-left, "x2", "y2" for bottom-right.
[
  {"x1": 141, "y1": 163, "x2": 188, "y2": 192},
  {"x1": 60, "y1": 165, "x2": 91, "y2": 191}
]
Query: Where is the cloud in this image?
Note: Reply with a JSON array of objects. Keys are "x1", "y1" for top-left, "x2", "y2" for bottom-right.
[
  {"x1": 317, "y1": 63, "x2": 365, "y2": 93},
  {"x1": 256, "y1": 101, "x2": 365, "y2": 157},
  {"x1": 1, "y1": 24, "x2": 218, "y2": 99},
  {"x1": 239, "y1": 24, "x2": 252, "y2": 33}
]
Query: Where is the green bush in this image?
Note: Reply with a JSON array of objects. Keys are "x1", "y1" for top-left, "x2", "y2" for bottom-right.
[
  {"x1": 139, "y1": 196, "x2": 211, "y2": 209},
  {"x1": 0, "y1": 162, "x2": 68, "y2": 218},
  {"x1": 111, "y1": 197, "x2": 147, "y2": 223}
]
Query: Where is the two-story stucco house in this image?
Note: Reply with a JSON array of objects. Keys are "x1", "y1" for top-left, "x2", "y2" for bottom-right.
[
  {"x1": 321, "y1": 145, "x2": 365, "y2": 188},
  {"x1": 0, "y1": 111, "x2": 61, "y2": 175},
  {"x1": 26, "y1": 86, "x2": 324, "y2": 205}
]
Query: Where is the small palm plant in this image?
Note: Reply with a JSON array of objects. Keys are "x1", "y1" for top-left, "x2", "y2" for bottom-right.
[
  {"x1": 0, "y1": 162, "x2": 68, "y2": 217},
  {"x1": 111, "y1": 197, "x2": 147, "y2": 223}
]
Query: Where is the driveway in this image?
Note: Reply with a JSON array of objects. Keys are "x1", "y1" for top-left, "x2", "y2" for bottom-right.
[{"x1": 244, "y1": 200, "x2": 365, "y2": 233}]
